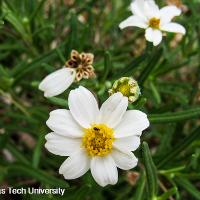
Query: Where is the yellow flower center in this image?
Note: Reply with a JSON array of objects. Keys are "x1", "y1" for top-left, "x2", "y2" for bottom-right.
[
  {"x1": 149, "y1": 17, "x2": 160, "y2": 29},
  {"x1": 118, "y1": 84, "x2": 131, "y2": 97},
  {"x1": 82, "y1": 124, "x2": 114, "y2": 157}
]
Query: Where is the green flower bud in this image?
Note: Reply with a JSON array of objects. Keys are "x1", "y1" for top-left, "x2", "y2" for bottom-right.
[{"x1": 109, "y1": 77, "x2": 141, "y2": 103}]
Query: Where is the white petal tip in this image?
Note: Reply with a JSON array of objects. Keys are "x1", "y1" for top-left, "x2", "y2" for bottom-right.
[
  {"x1": 153, "y1": 41, "x2": 160, "y2": 46},
  {"x1": 181, "y1": 28, "x2": 186, "y2": 35},
  {"x1": 38, "y1": 83, "x2": 44, "y2": 91},
  {"x1": 119, "y1": 23, "x2": 125, "y2": 30},
  {"x1": 44, "y1": 93, "x2": 53, "y2": 98}
]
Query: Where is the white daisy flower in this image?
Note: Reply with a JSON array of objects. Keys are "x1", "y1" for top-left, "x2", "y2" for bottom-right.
[
  {"x1": 119, "y1": 0, "x2": 186, "y2": 46},
  {"x1": 39, "y1": 50, "x2": 95, "y2": 98},
  {"x1": 45, "y1": 86, "x2": 149, "y2": 187}
]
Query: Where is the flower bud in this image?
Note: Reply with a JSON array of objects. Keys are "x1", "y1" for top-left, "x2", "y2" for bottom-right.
[{"x1": 109, "y1": 77, "x2": 140, "y2": 103}]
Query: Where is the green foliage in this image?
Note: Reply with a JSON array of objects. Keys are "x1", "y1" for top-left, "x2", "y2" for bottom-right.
[{"x1": 0, "y1": 0, "x2": 200, "y2": 199}]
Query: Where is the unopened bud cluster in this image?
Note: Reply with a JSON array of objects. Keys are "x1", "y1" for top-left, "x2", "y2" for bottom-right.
[{"x1": 109, "y1": 77, "x2": 140, "y2": 103}]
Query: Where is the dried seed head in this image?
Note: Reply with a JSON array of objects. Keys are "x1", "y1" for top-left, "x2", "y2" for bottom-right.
[
  {"x1": 109, "y1": 77, "x2": 141, "y2": 103},
  {"x1": 65, "y1": 50, "x2": 96, "y2": 82}
]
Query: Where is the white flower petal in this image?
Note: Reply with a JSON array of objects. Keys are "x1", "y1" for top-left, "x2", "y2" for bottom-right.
[
  {"x1": 131, "y1": 0, "x2": 147, "y2": 21},
  {"x1": 152, "y1": 29, "x2": 162, "y2": 46},
  {"x1": 46, "y1": 109, "x2": 83, "y2": 138},
  {"x1": 161, "y1": 22, "x2": 186, "y2": 34},
  {"x1": 114, "y1": 110, "x2": 149, "y2": 138},
  {"x1": 130, "y1": 0, "x2": 146, "y2": 20},
  {"x1": 39, "y1": 68, "x2": 75, "y2": 97},
  {"x1": 98, "y1": 92, "x2": 128, "y2": 128},
  {"x1": 160, "y1": 5, "x2": 181, "y2": 24},
  {"x1": 113, "y1": 135, "x2": 140, "y2": 152},
  {"x1": 45, "y1": 132, "x2": 81, "y2": 156},
  {"x1": 145, "y1": 28, "x2": 162, "y2": 46},
  {"x1": 145, "y1": 27, "x2": 154, "y2": 42},
  {"x1": 59, "y1": 150, "x2": 90, "y2": 179},
  {"x1": 111, "y1": 149, "x2": 138, "y2": 170},
  {"x1": 119, "y1": 16, "x2": 148, "y2": 29},
  {"x1": 144, "y1": 0, "x2": 160, "y2": 19},
  {"x1": 68, "y1": 86, "x2": 99, "y2": 128},
  {"x1": 91, "y1": 156, "x2": 118, "y2": 187}
]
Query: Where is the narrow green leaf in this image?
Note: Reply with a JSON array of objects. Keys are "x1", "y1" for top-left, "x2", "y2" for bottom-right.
[
  {"x1": 0, "y1": 134, "x2": 8, "y2": 149},
  {"x1": 157, "y1": 187, "x2": 177, "y2": 200},
  {"x1": 149, "y1": 81, "x2": 161, "y2": 105},
  {"x1": 29, "y1": 0, "x2": 46, "y2": 22},
  {"x1": 159, "y1": 166, "x2": 185, "y2": 175},
  {"x1": 68, "y1": 13, "x2": 78, "y2": 52},
  {"x1": 175, "y1": 176, "x2": 200, "y2": 200},
  {"x1": 157, "y1": 127, "x2": 200, "y2": 168},
  {"x1": 101, "y1": 51, "x2": 112, "y2": 82},
  {"x1": 13, "y1": 42, "x2": 67, "y2": 82},
  {"x1": 2, "y1": 2, "x2": 27, "y2": 38},
  {"x1": 138, "y1": 48, "x2": 163, "y2": 85},
  {"x1": 7, "y1": 164, "x2": 69, "y2": 188},
  {"x1": 56, "y1": 48, "x2": 66, "y2": 63},
  {"x1": 6, "y1": 143, "x2": 30, "y2": 165},
  {"x1": 47, "y1": 97, "x2": 67, "y2": 107},
  {"x1": 32, "y1": 126, "x2": 46, "y2": 168},
  {"x1": 133, "y1": 172, "x2": 146, "y2": 200},
  {"x1": 72, "y1": 185, "x2": 92, "y2": 200},
  {"x1": 113, "y1": 53, "x2": 146, "y2": 79},
  {"x1": 142, "y1": 142, "x2": 158, "y2": 200},
  {"x1": 149, "y1": 107, "x2": 200, "y2": 123}
]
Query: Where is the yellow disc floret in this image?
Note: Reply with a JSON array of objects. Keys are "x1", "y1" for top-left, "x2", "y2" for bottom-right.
[
  {"x1": 82, "y1": 124, "x2": 114, "y2": 157},
  {"x1": 149, "y1": 17, "x2": 160, "y2": 29},
  {"x1": 118, "y1": 84, "x2": 131, "y2": 97}
]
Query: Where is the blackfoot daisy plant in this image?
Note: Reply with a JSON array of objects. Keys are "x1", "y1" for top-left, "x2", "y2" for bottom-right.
[
  {"x1": 119, "y1": 0, "x2": 186, "y2": 46},
  {"x1": 45, "y1": 86, "x2": 149, "y2": 187},
  {"x1": 39, "y1": 50, "x2": 95, "y2": 97}
]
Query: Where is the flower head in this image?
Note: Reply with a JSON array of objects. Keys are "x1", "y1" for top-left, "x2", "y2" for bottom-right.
[
  {"x1": 65, "y1": 50, "x2": 96, "y2": 82},
  {"x1": 109, "y1": 77, "x2": 141, "y2": 103},
  {"x1": 39, "y1": 50, "x2": 96, "y2": 97},
  {"x1": 119, "y1": 0, "x2": 186, "y2": 46},
  {"x1": 45, "y1": 86, "x2": 149, "y2": 187}
]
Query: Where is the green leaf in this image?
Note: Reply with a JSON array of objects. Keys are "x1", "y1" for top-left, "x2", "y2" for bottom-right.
[
  {"x1": 13, "y1": 42, "x2": 67, "y2": 83},
  {"x1": 29, "y1": 0, "x2": 46, "y2": 22},
  {"x1": 68, "y1": 13, "x2": 78, "y2": 52},
  {"x1": 157, "y1": 187, "x2": 178, "y2": 200},
  {"x1": 149, "y1": 107, "x2": 200, "y2": 123},
  {"x1": 133, "y1": 172, "x2": 146, "y2": 200},
  {"x1": 156, "y1": 127, "x2": 200, "y2": 168},
  {"x1": 149, "y1": 81, "x2": 161, "y2": 105},
  {"x1": 138, "y1": 48, "x2": 163, "y2": 85},
  {"x1": 175, "y1": 176, "x2": 200, "y2": 200},
  {"x1": 32, "y1": 126, "x2": 46, "y2": 168},
  {"x1": 0, "y1": 166, "x2": 7, "y2": 183},
  {"x1": 0, "y1": 134, "x2": 8, "y2": 149},
  {"x1": 2, "y1": 2, "x2": 28, "y2": 40},
  {"x1": 72, "y1": 185, "x2": 92, "y2": 200},
  {"x1": 142, "y1": 142, "x2": 158, "y2": 200},
  {"x1": 101, "y1": 51, "x2": 112, "y2": 82},
  {"x1": 113, "y1": 53, "x2": 147, "y2": 79},
  {"x1": 6, "y1": 143, "x2": 30, "y2": 165},
  {"x1": 47, "y1": 97, "x2": 67, "y2": 107},
  {"x1": 7, "y1": 164, "x2": 69, "y2": 188}
]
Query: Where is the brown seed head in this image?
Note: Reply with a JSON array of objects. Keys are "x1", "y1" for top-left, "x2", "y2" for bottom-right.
[{"x1": 65, "y1": 50, "x2": 95, "y2": 82}]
